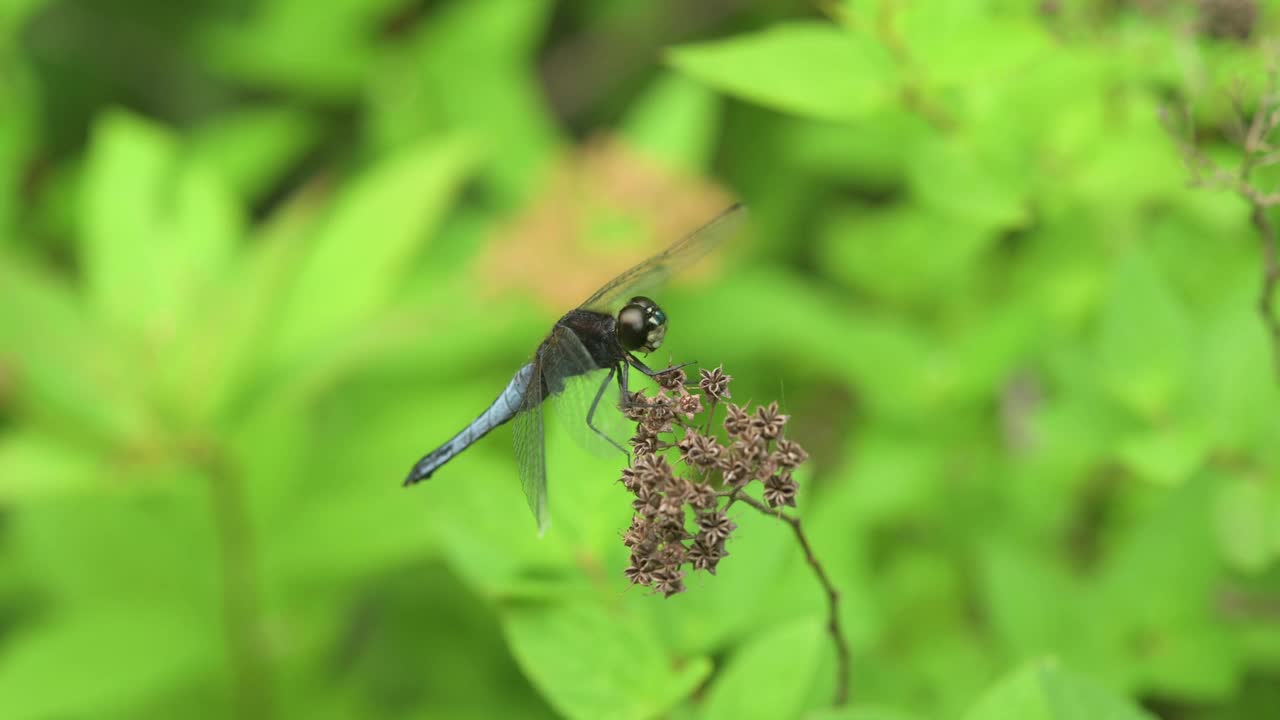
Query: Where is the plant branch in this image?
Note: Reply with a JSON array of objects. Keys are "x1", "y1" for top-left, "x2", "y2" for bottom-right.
[
  {"x1": 730, "y1": 489, "x2": 851, "y2": 706},
  {"x1": 1252, "y1": 203, "x2": 1280, "y2": 380},
  {"x1": 193, "y1": 443, "x2": 274, "y2": 720},
  {"x1": 1162, "y1": 80, "x2": 1280, "y2": 382}
]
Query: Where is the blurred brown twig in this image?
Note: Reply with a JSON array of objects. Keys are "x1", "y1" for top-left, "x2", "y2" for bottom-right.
[
  {"x1": 723, "y1": 488, "x2": 851, "y2": 706},
  {"x1": 1162, "y1": 59, "x2": 1280, "y2": 383}
]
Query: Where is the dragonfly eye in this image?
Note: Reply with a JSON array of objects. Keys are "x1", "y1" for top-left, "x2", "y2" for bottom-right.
[{"x1": 617, "y1": 296, "x2": 667, "y2": 352}]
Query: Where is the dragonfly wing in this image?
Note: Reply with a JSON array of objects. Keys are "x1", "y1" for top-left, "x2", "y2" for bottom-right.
[
  {"x1": 541, "y1": 325, "x2": 630, "y2": 459},
  {"x1": 513, "y1": 359, "x2": 549, "y2": 533},
  {"x1": 579, "y1": 203, "x2": 747, "y2": 313}
]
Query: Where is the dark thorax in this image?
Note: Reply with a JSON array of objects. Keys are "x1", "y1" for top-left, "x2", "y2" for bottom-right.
[{"x1": 551, "y1": 309, "x2": 626, "y2": 370}]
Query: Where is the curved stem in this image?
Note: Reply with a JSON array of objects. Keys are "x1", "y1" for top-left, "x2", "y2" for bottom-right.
[
  {"x1": 195, "y1": 444, "x2": 274, "y2": 720},
  {"x1": 1249, "y1": 204, "x2": 1280, "y2": 382},
  {"x1": 730, "y1": 490, "x2": 851, "y2": 706}
]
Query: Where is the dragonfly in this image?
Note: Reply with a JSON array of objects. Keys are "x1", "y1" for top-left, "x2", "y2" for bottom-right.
[{"x1": 403, "y1": 203, "x2": 747, "y2": 532}]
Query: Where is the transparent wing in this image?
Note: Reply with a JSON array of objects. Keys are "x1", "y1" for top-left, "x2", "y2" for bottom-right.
[
  {"x1": 512, "y1": 359, "x2": 549, "y2": 534},
  {"x1": 579, "y1": 203, "x2": 747, "y2": 313},
  {"x1": 541, "y1": 325, "x2": 631, "y2": 459}
]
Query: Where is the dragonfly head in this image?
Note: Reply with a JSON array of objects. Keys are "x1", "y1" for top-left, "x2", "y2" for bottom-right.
[{"x1": 616, "y1": 296, "x2": 667, "y2": 353}]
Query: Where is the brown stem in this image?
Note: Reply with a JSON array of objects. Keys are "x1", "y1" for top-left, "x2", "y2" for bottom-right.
[
  {"x1": 730, "y1": 490, "x2": 851, "y2": 706},
  {"x1": 1249, "y1": 204, "x2": 1280, "y2": 382},
  {"x1": 1161, "y1": 96, "x2": 1280, "y2": 383},
  {"x1": 195, "y1": 444, "x2": 274, "y2": 720}
]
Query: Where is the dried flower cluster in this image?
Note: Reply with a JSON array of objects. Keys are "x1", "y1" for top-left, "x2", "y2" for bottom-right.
[{"x1": 618, "y1": 365, "x2": 809, "y2": 597}]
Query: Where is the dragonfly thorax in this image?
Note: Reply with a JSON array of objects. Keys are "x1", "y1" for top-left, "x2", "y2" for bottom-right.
[{"x1": 617, "y1": 296, "x2": 667, "y2": 353}]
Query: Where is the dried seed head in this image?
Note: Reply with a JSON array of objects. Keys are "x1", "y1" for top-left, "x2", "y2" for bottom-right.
[
  {"x1": 763, "y1": 472, "x2": 799, "y2": 508},
  {"x1": 687, "y1": 481, "x2": 718, "y2": 511},
  {"x1": 622, "y1": 517, "x2": 647, "y2": 548},
  {"x1": 732, "y1": 432, "x2": 768, "y2": 465},
  {"x1": 617, "y1": 363, "x2": 808, "y2": 596},
  {"x1": 624, "y1": 563, "x2": 652, "y2": 586},
  {"x1": 656, "y1": 366, "x2": 687, "y2": 391},
  {"x1": 655, "y1": 516, "x2": 690, "y2": 543},
  {"x1": 720, "y1": 457, "x2": 754, "y2": 488},
  {"x1": 724, "y1": 403, "x2": 750, "y2": 436},
  {"x1": 687, "y1": 540, "x2": 720, "y2": 574},
  {"x1": 698, "y1": 365, "x2": 732, "y2": 399},
  {"x1": 652, "y1": 567, "x2": 686, "y2": 597},
  {"x1": 657, "y1": 494, "x2": 685, "y2": 519},
  {"x1": 674, "y1": 392, "x2": 703, "y2": 420},
  {"x1": 630, "y1": 432, "x2": 660, "y2": 457},
  {"x1": 643, "y1": 396, "x2": 675, "y2": 432},
  {"x1": 677, "y1": 430, "x2": 722, "y2": 469},
  {"x1": 618, "y1": 466, "x2": 637, "y2": 491},
  {"x1": 633, "y1": 487, "x2": 663, "y2": 517},
  {"x1": 752, "y1": 401, "x2": 788, "y2": 440},
  {"x1": 697, "y1": 510, "x2": 737, "y2": 545},
  {"x1": 633, "y1": 453, "x2": 671, "y2": 486},
  {"x1": 657, "y1": 543, "x2": 687, "y2": 568},
  {"x1": 773, "y1": 437, "x2": 809, "y2": 469},
  {"x1": 622, "y1": 391, "x2": 650, "y2": 421}
]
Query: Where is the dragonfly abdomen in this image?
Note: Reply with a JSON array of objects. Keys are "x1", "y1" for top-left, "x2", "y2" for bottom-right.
[{"x1": 403, "y1": 362, "x2": 536, "y2": 485}]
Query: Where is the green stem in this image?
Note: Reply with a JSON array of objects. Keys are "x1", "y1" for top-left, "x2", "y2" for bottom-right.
[{"x1": 196, "y1": 444, "x2": 274, "y2": 720}]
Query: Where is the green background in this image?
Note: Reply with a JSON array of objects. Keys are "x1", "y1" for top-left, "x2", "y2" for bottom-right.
[{"x1": 2, "y1": 1, "x2": 1279, "y2": 718}]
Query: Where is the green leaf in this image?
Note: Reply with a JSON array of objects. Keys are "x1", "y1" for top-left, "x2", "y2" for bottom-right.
[
  {"x1": 687, "y1": 267, "x2": 943, "y2": 420},
  {"x1": 667, "y1": 22, "x2": 896, "y2": 123},
  {"x1": 0, "y1": 492, "x2": 223, "y2": 716},
  {"x1": 1094, "y1": 476, "x2": 1240, "y2": 698},
  {"x1": 80, "y1": 111, "x2": 241, "y2": 340},
  {"x1": 162, "y1": 177, "x2": 335, "y2": 424},
  {"x1": 898, "y1": 3, "x2": 1050, "y2": 87},
  {"x1": 265, "y1": 476, "x2": 439, "y2": 584},
  {"x1": 0, "y1": 608, "x2": 214, "y2": 720},
  {"x1": 963, "y1": 660, "x2": 1156, "y2": 720},
  {"x1": 0, "y1": 256, "x2": 150, "y2": 441},
  {"x1": 840, "y1": 431, "x2": 942, "y2": 525},
  {"x1": 501, "y1": 599, "x2": 711, "y2": 720},
  {"x1": 390, "y1": 0, "x2": 559, "y2": 203},
  {"x1": 0, "y1": 430, "x2": 101, "y2": 502},
  {"x1": 906, "y1": 132, "x2": 1030, "y2": 230},
  {"x1": 1059, "y1": 96, "x2": 1186, "y2": 210},
  {"x1": 269, "y1": 135, "x2": 476, "y2": 365},
  {"x1": 10, "y1": 486, "x2": 222, "y2": 613},
  {"x1": 805, "y1": 707, "x2": 924, "y2": 720},
  {"x1": 1097, "y1": 478, "x2": 1219, "y2": 625},
  {"x1": 782, "y1": 111, "x2": 932, "y2": 190},
  {"x1": 980, "y1": 542, "x2": 1084, "y2": 661},
  {"x1": 700, "y1": 618, "x2": 827, "y2": 720},
  {"x1": 1116, "y1": 425, "x2": 1207, "y2": 486},
  {"x1": 1213, "y1": 476, "x2": 1274, "y2": 573},
  {"x1": 817, "y1": 205, "x2": 996, "y2": 303},
  {"x1": 187, "y1": 106, "x2": 323, "y2": 202},
  {"x1": 1192, "y1": 287, "x2": 1280, "y2": 450},
  {"x1": 199, "y1": 0, "x2": 402, "y2": 98},
  {"x1": 0, "y1": 0, "x2": 50, "y2": 41},
  {"x1": 622, "y1": 73, "x2": 721, "y2": 173},
  {"x1": 0, "y1": 68, "x2": 36, "y2": 243},
  {"x1": 1096, "y1": 249, "x2": 1191, "y2": 418}
]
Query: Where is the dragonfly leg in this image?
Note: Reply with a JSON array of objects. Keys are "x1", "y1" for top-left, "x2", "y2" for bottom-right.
[
  {"x1": 616, "y1": 360, "x2": 656, "y2": 407},
  {"x1": 586, "y1": 365, "x2": 628, "y2": 458},
  {"x1": 617, "y1": 360, "x2": 645, "y2": 406},
  {"x1": 627, "y1": 354, "x2": 695, "y2": 378}
]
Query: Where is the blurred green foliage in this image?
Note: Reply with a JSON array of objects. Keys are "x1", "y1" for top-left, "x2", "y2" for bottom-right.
[{"x1": 1, "y1": 1, "x2": 1279, "y2": 719}]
